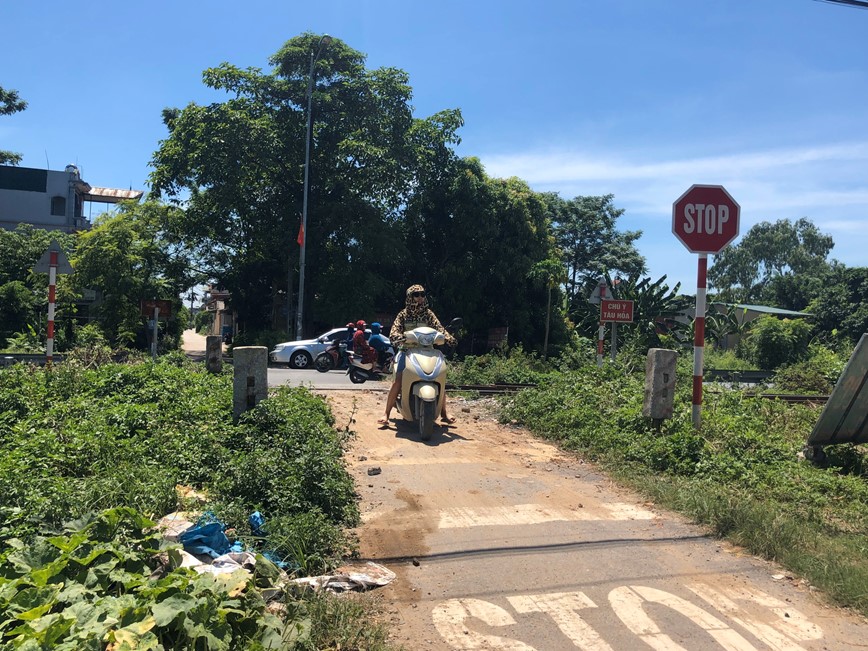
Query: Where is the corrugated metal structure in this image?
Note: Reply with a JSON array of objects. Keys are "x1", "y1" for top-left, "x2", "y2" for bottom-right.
[{"x1": 805, "y1": 334, "x2": 868, "y2": 457}]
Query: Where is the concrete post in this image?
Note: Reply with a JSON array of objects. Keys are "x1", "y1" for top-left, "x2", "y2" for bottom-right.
[
  {"x1": 643, "y1": 348, "x2": 678, "y2": 422},
  {"x1": 206, "y1": 335, "x2": 223, "y2": 374},
  {"x1": 233, "y1": 346, "x2": 268, "y2": 422}
]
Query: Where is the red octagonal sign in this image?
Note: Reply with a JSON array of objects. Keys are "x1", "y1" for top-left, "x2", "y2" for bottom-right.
[{"x1": 672, "y1": 184, "x2": 740, "y2": 254}]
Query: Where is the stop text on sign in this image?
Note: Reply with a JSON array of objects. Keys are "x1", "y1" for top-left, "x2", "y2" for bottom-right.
[
  {"x1": 601, "y1": 299, "x2": 634, "y2": 323},
  {"x1": 682, "y1": 203, "x2": 730, "y2": 235},
  {"x1": 672, "y1": 184, "x2": 740, "y2": 254}
]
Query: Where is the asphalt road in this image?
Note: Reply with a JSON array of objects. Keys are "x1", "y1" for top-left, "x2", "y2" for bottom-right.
[
  {"x1": 267, "y1": 366, "x2": 387, "y2": 389},
  {"x1": 181, "y1": 330, "x2": 382, "y2": 390}
]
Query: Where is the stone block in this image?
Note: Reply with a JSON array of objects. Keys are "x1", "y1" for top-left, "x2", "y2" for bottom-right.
[
  {"x1": 643, "y1": 348, "x2": 677, "y2": 420},
  {"x1": 206, "y1": 335, "x2": 222, "y2": 373},
  {"x1": 233, "y1": 346, "x2": 268, "y2": 422}
]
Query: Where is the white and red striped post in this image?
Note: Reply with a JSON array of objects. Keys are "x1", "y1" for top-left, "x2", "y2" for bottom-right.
[
  {"x1": 692, "y1": 254, "x2": 708, "y2": 428},
  {"x1": 596, "y1": 283, "x2": 606, "y2": 367},
  {"x1": 46, "y1": 250, "x2": 58, "y2": 365}
]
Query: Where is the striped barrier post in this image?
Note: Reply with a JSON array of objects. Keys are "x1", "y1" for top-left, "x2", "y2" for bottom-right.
[
  {"x1": 46, "y1": 250, "x2": 58, "y2": 365},
  {"x1": 596, "y1": 284, "x2": 606, "y2": 367},
  {"x1": 692, "y1": 254, "x2": 708, "y2": 429}
]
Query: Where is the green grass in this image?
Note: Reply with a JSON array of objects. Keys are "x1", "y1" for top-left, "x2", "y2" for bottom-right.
[{"x1": 0, "y1": 355, "x2": 399, "y2": 650}]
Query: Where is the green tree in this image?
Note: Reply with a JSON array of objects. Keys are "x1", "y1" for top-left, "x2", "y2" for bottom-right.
[
  {"x1": 150, "y1": 33, "x2": 462, "y2": 336},
  {"x1": 0, "y1": 86, "x2": 27, "y2": 165},
  {"x1": 550, "y1": 194, "x2": 645, "y2": 316},
  {"x1": 0, "y1": 225, "x2": 74, "y2": 347},
  {"x1": 807, "y1": 265, "x2": 868, "y2": 345},
  {"x1": 705, "y1": 305, "x2": 750, "y2": 350},
  {"x1": 528, "y1": 258, "x2": 567, "y2": 359},
  {"x1": 400, "y1": 157, "x2": 562, "y2": 350},
  {"x1": 72, "y1": 202, "x2": 189, "y2": 348},
  {"x1": 709, "y1": 218, "x2": 834, "y2": 303}
]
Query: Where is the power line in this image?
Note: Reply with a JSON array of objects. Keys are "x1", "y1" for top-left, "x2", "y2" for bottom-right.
[{"x1": 815, "y1": 0, "x2": 868, "y2": 9}]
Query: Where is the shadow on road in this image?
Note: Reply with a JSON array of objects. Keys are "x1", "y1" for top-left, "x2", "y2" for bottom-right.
[{"x1": 386, "y1": 419, "x2": 470, "y2": 446}]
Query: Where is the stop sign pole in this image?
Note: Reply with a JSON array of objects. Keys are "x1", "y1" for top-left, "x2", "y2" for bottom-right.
[{"x1": 672, "y1": 185, "x2": 740, "y2": 429}]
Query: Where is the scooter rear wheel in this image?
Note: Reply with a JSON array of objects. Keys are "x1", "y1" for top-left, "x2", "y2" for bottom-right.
[{"x1": 348, "y1": 368, "x2": 367, "y2": 384}]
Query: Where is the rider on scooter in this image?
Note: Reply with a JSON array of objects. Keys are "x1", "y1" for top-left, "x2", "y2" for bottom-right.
[
  {"x1": 368, "y1": 322, "x2": 391, "y2": 370},
  {"x1": 378, "y1": 284, "x2": 456, "y2": 426},
  {"x1": 352, "y1": 320, "x2": 378, "y2": 367}
]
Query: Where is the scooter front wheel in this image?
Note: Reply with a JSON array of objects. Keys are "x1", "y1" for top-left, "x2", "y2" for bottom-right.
[
  {"x1": 348, "y1": 368, "x2": 367, "y2": 384},
  {"x1": 419, "y1": 399, "x2": 435, "y2": 441}
]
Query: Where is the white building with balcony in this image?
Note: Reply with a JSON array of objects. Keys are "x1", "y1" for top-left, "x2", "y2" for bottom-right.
[{"x1": 0, "y1": 164, "x2": 143, "y2": 232}]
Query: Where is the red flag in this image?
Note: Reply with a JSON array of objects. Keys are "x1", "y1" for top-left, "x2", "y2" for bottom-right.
[{"x1": 297, "y1": 223, "x2": 305, "y2": 246}]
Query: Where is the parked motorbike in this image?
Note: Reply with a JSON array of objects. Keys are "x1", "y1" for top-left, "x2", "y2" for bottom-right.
[
  {"x1": 314, "y1": 340, "x2": 350, "y2": 373},
  {"x1": 393, "y1": 321, "x2": 460, "y2": 441}
]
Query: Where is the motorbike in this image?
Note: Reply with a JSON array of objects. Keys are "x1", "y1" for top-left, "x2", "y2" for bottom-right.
[
  {"x1": 314, "y1": 340, "x2": 351, "y2": 373},
  {"x1": 393, "y1": 321, "x2": 460, "y2": 441},
  {"x1": 346, "y1": 344, "x2": 395, "y2": 384}
]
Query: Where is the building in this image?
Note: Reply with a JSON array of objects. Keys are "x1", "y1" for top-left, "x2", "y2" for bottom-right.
[
  {"x1": 203, "y1": 286, "x2": 236, "y2": 341},
  {"x1": 0, "y1": 164, "x2": 143, "y2": 232}
]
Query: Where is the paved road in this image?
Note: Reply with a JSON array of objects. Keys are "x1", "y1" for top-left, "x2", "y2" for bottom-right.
[
  {"x1": 181, "y1": 330, "x2": 382, "y2": 390},
  {"x1": 267, "y1": 366, "x2": 388, "y2": 390}
]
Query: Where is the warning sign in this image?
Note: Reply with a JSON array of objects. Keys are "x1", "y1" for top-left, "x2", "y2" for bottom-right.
[{"x1": 600, "y1": 299, "x2": 634, "y2": 323}]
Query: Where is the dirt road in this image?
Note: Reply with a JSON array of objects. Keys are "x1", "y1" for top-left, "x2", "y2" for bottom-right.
[{"x1": 324, "y1": 389, "x2": 866, "y2": 650}]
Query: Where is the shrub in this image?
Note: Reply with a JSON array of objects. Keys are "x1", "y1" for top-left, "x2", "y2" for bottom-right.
[
  {"x1": 741, "y1": 316, "x2": 813, "y2": 369},
  {"x1": 451, "y1": 345, "x2": 553, "y2": 386},
  {"x1": 774, "y1": 343, "x2": 846, "y2": 393}
]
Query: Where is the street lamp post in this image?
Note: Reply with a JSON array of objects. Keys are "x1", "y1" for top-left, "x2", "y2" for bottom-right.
[{"x1": 295, "y1": 34, "x2": 332, "y2": 340}]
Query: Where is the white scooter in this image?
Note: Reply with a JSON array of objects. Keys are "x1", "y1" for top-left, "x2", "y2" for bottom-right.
[{"x1": 395, "y1": 325, "x2": 451, "y2": 441}]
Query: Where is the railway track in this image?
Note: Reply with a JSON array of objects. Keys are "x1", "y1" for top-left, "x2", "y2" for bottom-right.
[
  {"x1": 0, "y1": 358, "x2": 830, "y2": 406},
  {"x1": 449, "y1": 383, "x2": 830, "y2": 405}
]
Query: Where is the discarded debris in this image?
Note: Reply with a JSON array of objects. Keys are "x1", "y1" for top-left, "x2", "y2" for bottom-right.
[
  {"x1": 367, "y1": 466, "x2": 382, "y2": 476},
  {"x1": 292, "y1": 561, "x2": 396, "y2": 593}
]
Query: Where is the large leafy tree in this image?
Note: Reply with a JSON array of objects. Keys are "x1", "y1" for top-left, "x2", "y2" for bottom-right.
[
  {"x1": 150, "y1": 33, "x2": 462, "y2": 335},
  {"x1": 72, "y1": 202, "x2": 190, "y2": 347},
  {"x1": 550, "y1": 194, "x2": 645, "y2": 318},
  {"x1": 807, "y1": 264, "x2": 868, "y2": 345},
  {"x1": 400, "y1": 156, "x2": 563, "y2": 349},
  {"x1": 708, "y1": 217, "x2": 834, "y2": 303},
  {"x1": 0, "y1": 86, "x2": 27, "y2": 165}
]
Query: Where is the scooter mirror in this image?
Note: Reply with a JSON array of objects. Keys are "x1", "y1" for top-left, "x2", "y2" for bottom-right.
[{"x1": 448, "y1": 317, "x2": 463, "y2": 330}]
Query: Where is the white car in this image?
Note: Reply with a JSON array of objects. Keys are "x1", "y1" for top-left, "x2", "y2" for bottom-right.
[{"x1": 269, "y1": 327, "x2": 368, "y2": 369}]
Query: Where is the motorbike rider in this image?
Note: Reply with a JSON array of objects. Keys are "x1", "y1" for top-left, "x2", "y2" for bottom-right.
[
  {"x1": 344, "y1": 323, "x2": 356, "y2": 351},
  {"x1": 352, "y1": 320, "x2": 378, "y2": 366},
  {"x1": 378, "y1": 284, "x2": 456, "y2": 426},
  {"x1": 368, "y1": 322, "x2": 391, "y2": 370}
]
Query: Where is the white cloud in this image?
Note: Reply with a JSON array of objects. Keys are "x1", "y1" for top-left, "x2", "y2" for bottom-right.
[{"x1": 479, "y1": 141, "x2": 868, "y2": 286}]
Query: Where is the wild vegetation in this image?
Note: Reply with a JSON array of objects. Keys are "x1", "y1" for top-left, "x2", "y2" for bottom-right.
[{"x1": 0, "y1": 356, "x2": 396, "y2": 650}]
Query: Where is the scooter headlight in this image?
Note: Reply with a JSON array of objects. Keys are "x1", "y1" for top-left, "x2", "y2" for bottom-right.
[{"x1": 418, "y1": 332, "x2": 436, "y2": 347}]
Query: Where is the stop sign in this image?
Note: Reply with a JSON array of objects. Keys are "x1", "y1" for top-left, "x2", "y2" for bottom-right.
[{"x1": 672, "y1": 184, "x2": 740, "y2": 254}]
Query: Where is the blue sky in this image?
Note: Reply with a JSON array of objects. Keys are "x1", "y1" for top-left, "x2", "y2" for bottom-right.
[{"x1": 2, "y1": 0, "x2": 866, "y2": 292}]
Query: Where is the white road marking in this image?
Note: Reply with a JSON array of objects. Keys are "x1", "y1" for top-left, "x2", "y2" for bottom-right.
[
  {"x1": 438, "y1": 503, "x2": 656, "y2": 528},
  {"x1": 508, "y1": 592, "x2": 614, "y2": 650},
  {"x1": 432, "y1": 598, "x2": 537, "y2": 650},
  {"x1": 688, "y1": 583, "x2": 822, "y2": 648},
  {"x1": 609, "y1": 585, "x2": 760, "y2": 651},
  {"x1": 431, "y1": 587, "x2": 827, "y2": 650}
]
